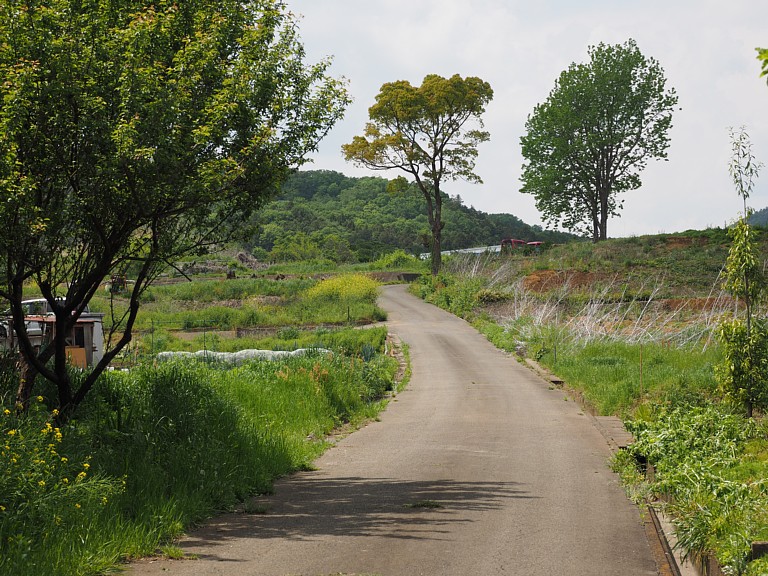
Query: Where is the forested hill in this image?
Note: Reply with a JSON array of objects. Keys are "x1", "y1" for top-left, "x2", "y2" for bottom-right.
[
  {"x1": 749, "y1": 206, "x2": 768, "y2": 228},
  {"x1": 246, "y1": 170, "x2": 574, "y2": 262}
]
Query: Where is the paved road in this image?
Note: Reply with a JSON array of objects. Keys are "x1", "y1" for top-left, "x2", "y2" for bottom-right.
[{"x1": 129, "y1": 284, "x2": 658, "y2": 575}]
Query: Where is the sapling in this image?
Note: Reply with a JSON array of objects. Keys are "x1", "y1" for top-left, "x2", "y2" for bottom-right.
[{"x1": 717, "y1": 127, "x2": 767, "y2": 417}]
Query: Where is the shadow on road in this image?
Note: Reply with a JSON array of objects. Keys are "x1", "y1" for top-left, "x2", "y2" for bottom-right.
[{"x1": 179, "y1": 475, "x2": 536, "y2": 561}]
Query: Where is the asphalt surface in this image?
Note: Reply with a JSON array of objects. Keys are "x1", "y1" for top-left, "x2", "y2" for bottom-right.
[{"x1": 128, "y1": 284, "x2": 658, "y2": 575}]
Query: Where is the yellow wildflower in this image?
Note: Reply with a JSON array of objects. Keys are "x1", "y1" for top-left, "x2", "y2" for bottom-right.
[
  {"x1": 36, "y1": 396, "x2": 43, "y2": 403},
  {"x1": 38, "y1": 480, "x2": 45, "y2": 487},
  {"x1": 3, "y1": 409, "x2": 9, "y2": 416},
  {"x1": 6, "y1": 429, "x2": 16, "y2": 436},
  {"x1": 75, "y1": 503, "x2": 81, "y2": 509}
]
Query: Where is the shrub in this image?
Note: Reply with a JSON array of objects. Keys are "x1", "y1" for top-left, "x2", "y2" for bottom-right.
[
  {"x1": 371, "y1": 249, "x2": 423, "y2": 270},
  {"x1": 304, "y1": 273, "x2": 379, "y2": 303}
]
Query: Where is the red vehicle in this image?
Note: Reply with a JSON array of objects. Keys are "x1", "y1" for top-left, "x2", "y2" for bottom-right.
[{"x1": 500, "y1": 238, "x2": 526, "y2": 251}]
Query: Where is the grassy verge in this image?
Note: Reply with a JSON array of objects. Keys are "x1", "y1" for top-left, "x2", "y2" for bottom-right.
[{"x1": 0, "y1": 338, "x2": 400, "y2": 575}]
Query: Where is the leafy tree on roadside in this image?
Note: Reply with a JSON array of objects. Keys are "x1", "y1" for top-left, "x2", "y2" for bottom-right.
[
  {"x1": 758, "y1": 47, "x2": 768, "y2": 83},
  {"x1": 0, "y1": 0, "x2": 349, "y2": 418},
  {"x1": 520, "y1": 39, "x2": 678, "y2": 241},
  {"x1": 717, "y1": 127, "x2": 768, "y2": 417},
  {"x1": 342, "y1": 74, "x2": 493, "y2": 275}
]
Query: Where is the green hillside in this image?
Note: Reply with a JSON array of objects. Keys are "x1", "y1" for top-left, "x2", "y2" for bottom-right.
[{"x1": 245, "y1": 170, "x2": 575, "y2": 262}]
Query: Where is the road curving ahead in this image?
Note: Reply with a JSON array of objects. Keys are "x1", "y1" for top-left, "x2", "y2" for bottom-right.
[{"x1": 129, "y1": 283, "x2": 660, "y2": 576}]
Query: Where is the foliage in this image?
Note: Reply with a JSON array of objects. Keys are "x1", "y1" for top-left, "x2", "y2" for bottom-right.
[
  {"x1": 370, "y1": 249, "x2": 425, "y2": 271},
  {"x1": 0, "y1": 340, "x2": 399, "y2": 574},
  {"x1": 304, "y1": 273, "x2": 380, "y2": 304},
  {"x1": 758, "y1": 48, "x2": 768, "y2": 83},
  {"x1": 0, "y1": 397, "x2": 124, "y2": 574},
  {"x1": 717, "y1": 128, "x2": 766, "y2": 417},
  {"x1": 417, "y1": 273, "x2": 487, "y2": 319},
  {"x1": 520, "y1": 39, "x2": 678, "y2": 241},
  {"x1": 0, "y1": 0, "x2": 350, "y2": 417},
  {"x1": 717, "y1": 315, "x2": 768, "y2": 416},
  {"x1": 622, "y1": 406, "x2": 768, "y2": 574},
  {"x1": 343, "y1": 75, "x2": 494, "y2": 275},
  {"x1": 248, "y1": 170, "x2": 572, "y2": 262}
]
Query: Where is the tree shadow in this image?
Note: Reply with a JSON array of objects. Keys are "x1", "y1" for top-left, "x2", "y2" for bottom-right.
[{"x1": 180, "y1": 474, "x2": 535, "y2": 561}]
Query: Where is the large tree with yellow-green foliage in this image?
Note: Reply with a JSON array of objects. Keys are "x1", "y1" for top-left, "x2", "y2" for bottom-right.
[
  {"x1": 342, "y1": 74, "x2": 493, "y2": 275},
  {"x1": 0, "y1": 0, "x2": 349, "y2": 417}
]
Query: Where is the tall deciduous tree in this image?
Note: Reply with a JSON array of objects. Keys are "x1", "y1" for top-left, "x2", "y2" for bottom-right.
[
  {"x1": 0, "y1": 0, "x2": 349, "y2": 417},
  {"x1": 342, "y1": 74, "x2": 493, "y2": 275},
  {"x1": 520, "y1": 39, "x2": 678, "y2": 241}
]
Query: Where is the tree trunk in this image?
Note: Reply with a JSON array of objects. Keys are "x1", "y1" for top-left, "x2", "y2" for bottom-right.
[
  {"x1": 431, "y1": 186, "x2": 444, "y2": 276},
  {"x1": 15, "y1": 353, "x2": 38, "y2": 412},
  {"x1": 431, "y1": 225, "x2": 442, "y2": 276}
]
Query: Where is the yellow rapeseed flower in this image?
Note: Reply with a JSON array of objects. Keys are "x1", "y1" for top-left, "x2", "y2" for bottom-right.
[
  {"x1": 38, "y1": 480, "x2": 45, "y2": 487},
  {"x1": 6, "y1": 429, "x2": 16, "y2": 436},
  {"x1": 76, "y1": 471, "x2": 86, "y2": 481},
  {"x1": 36, "y1": 396, "x2": 43, "y2": 403},
  {"x1": 3, "y1": 409, "x2": 9, "y2": 416},
  {"x1": 75, "y1": 503, "x2": 81, "y2": 509}
]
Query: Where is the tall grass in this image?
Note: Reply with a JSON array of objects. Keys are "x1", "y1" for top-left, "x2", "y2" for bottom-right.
[
  {"x1": 422, "y1": 252, "x2": 729, "y2": 416},
  {"x1": 0, "y1": 342, "x2": 399, "y2": 575}
]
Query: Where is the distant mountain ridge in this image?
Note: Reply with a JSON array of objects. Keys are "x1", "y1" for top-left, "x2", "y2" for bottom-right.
[{"x1": 245, "y1": 170, "x2": 574, "y2": 263}]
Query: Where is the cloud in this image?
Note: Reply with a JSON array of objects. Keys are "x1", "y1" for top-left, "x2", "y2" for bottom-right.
[{"x1": 288, "y1": 0, "x2": 768, "y2": 237}]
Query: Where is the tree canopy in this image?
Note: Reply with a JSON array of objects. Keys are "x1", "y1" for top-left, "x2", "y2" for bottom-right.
[
  {"x1": 246, "y1": 170, "x2": 571, "y2": 262},
  {"x1": 758, "y1": 47, "x2": 768, "y2": 83},
  {"x1": 520, "y1": 39, "x2": 678, "y2": 242},
  {"x1": 0, "y1": 0, "x2": 349, "y2": 416},
  {"x1": 342, "y1": 74, "x2": 493, "y2": 275}
]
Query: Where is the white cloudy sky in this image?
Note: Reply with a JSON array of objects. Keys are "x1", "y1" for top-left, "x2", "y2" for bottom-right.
[{"x1": 286, "y1": 0, "x2": 768, "y2": 237}]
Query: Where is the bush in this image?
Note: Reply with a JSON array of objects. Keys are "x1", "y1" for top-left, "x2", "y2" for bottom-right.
[
  {"x1": 622, "y1": 405, "x2": 768, "y2": 574},
  {"x1": 304, "y1": 273, "x2": 379, "y2": 303},
  {"x1": 371, "y1": 249, "x2": 423, "y2": 270}
]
